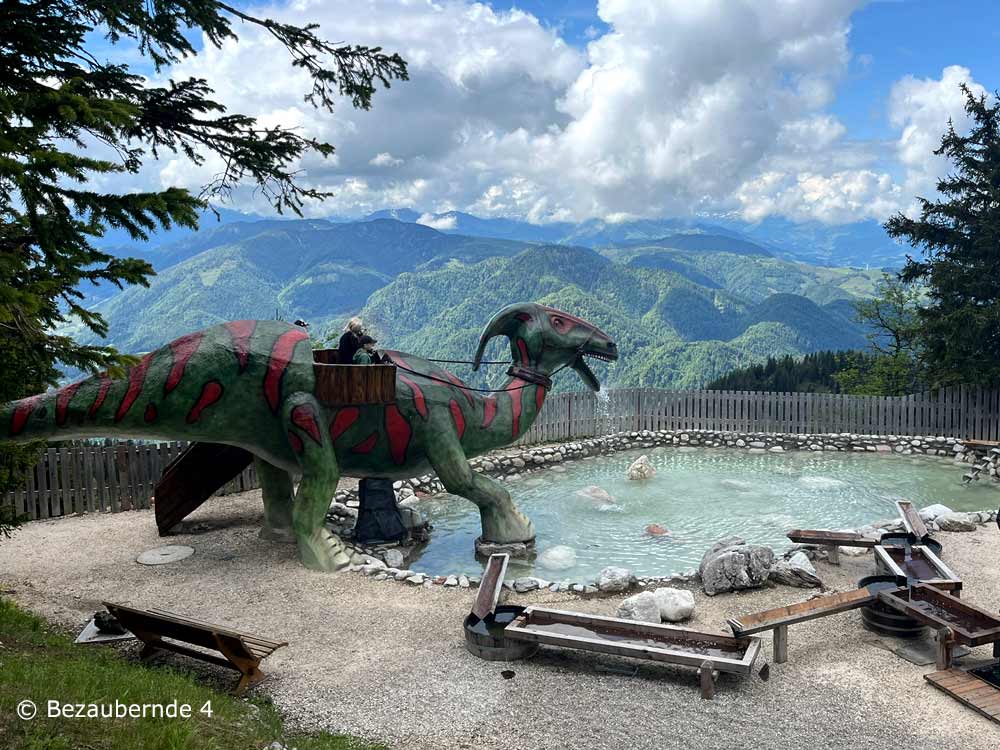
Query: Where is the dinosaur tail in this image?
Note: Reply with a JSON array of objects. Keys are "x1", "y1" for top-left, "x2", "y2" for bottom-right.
[{"x1": 1, "y1": 362, "x2": 153, "y2": 444}]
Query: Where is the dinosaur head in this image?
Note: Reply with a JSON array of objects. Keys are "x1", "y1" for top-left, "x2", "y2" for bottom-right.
[{"x1": 472, "y1": 302, "x2": 618, "y2": 391}]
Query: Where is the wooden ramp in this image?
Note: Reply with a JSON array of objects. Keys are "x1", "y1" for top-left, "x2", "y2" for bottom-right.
[
  {"x1": 925, "y1": 668, "x2": 1000, "y2": 725},
  {"x1": 727, "y1": 587, "x2": 882, "y2": 664},
  {"x1": 895, "y1": 500, "x2": 930, "y2": 540},
  {"x1": 154, "y1": 443, "x2": 253, "y2": 535}
]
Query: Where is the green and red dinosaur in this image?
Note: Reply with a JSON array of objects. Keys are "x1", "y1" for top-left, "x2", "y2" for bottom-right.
[{"x1": 1, "y1": 303, "x2": 618, "y2": 571}]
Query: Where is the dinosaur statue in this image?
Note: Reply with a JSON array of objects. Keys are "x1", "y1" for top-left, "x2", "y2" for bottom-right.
[{"x1": 1, "y1": 303, "x2": 618, "y2": 571}]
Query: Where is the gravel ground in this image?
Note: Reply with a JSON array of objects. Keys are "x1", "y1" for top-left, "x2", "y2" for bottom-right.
[{"x1": 1, "y1": 489, "x2": 999, "y2": 750}]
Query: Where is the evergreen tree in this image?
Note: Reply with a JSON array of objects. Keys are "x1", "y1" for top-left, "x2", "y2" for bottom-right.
[
  {"x1": 0, "y1": 1, "x2": 407, "y2": 505},
  {"x1": 887, "y1": 84, "x2": 1000, "y2": 386}
]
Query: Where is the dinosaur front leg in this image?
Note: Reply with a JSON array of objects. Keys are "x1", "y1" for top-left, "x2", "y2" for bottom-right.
[
  {"x1": 427, "y1": 436, "x2": 535, "y2": 544},
  {"x1": 282, "y1": 394, "x2": 351, "y2": 572},
  {"x1": 256, "y1": 456, "x2": 295, "y2": 543}
]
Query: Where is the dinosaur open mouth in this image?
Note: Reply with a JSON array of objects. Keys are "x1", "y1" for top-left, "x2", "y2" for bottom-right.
[{"x1": 573, "y1": 348, "x2": 619, "y2": 392}]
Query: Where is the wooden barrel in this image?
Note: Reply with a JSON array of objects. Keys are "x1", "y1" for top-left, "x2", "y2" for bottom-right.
[
  {"x1": 858, "y1": 576, "x2": 928, "y2": 639},
  {"x1": 878, "y1": 532, "x2": 943, "y2": 558},
  {"x1": 464, "y1": 606, "x2": 539, "y2": 661}
]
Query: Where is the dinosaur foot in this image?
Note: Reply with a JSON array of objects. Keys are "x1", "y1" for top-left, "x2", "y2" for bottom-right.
[
  {"x1": 479, "y1": 505, "x2": 536, "y2": 546},
  {"x1": 259, "y1": 525, "x2": 296, "y2": 544},
  {"x1": 298, "y1": 528, "x2": 352, "y2": 572}
]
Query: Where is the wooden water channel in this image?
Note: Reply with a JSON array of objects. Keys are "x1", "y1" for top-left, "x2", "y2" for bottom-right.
[{"x1": 5, "y1": 384, "x2": 1000, "y2": 521}]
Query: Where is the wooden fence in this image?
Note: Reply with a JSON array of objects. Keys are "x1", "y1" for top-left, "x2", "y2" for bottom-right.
[
  {"x1": 517, "y1": 385, "x2": 1000, "y2": 445},
  {"x1": 4, "y1": 440, "x2": 257, "y2": 522},
  {"x1": 5, "y1": 385, "x2": 1000, "y2": 521}
]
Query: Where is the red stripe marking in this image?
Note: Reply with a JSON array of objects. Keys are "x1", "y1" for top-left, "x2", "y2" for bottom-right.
[
  {"x1": 443, "y1": 370, "x2": 475, "y2": 406},
  {"x1": 330, "y1": 407, "x2": 359, "y2": 442},
  {"x1": 535, "y1": 384, "x2": 546, "y2": 412},
  {"x1": 165, "y1": 332, "x2": 204, "y2": 395},
  {"x1": 449, "y1": 399, "x2": 466, "y2": 440},
  {"x1": 264, "y1": 329, "x2": 309, "y2": 413},
  {"x1": 399, "y1": 374, "x2": 428, "y2": 419},
  {"x1": 115, "y1": 354, "x2": 153, "y2": 423},
  {"x1": 56, "y1": 382, "x2": 83, "y2": 426},
  {"x1": 186, "y1": 381, "x2": 224, "y2": 424},
  {"x1": 291, "y1": 404, "x2": 322, "y2": 445},
  {"x1": 225, "y1": 320, "x2": 257, "y2": 373},
  {"x1": 89, "y1": 377, "x2": 112, "y2": 418},
  {"x1": 10, "y1": 395, "x2": 42, "y2": 437},
  {"x1": 288, "y1": 430, "x2": 304, "y2": 455},
  {"x1": 351, "y1": 432, "x2": 378, "y2": 454},
  {"x1": 515, "y1": 312, "x2": 532, "y2": 322},
  {"x1": 482, "y1": 395, "x2": 498, "y2": 429},
  {"x1": 517, "y1": 338, "x2": 529, "y2": 364},
  {"x1": 385, "y1": 405, "x2": 411, "y2": 464},
  {"x1": 144, "y1": 403, "x2": 158, "y2": 423},
  {"x1": 507, "y1": 379, "x2": 525, "y2": 438}
]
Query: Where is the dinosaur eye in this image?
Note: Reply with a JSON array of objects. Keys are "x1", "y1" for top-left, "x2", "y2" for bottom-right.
[{"x1": 549, "y1": 315, "x2": 572, "y2": 333}]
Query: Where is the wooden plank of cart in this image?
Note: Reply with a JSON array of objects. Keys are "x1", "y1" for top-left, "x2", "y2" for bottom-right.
[
  {"x1": 876, "y1": 584, "x2": 1000, "y2": 669},
  {"x1": 504, "y1": 606, "x2": 761, "y2": 699},
  {"x1": 727, "y1": 586, "x2": 885, "y2": 664}
]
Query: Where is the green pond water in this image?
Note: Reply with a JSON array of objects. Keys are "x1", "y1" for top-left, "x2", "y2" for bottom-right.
[{"x1": 407, "y1": 447, "x2": 998, "y2": 581}]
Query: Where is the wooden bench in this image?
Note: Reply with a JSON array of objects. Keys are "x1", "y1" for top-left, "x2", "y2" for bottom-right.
[
  {"x1": 103, "y1": 602, "x2": 287, "y2": 694},
  {"x1": 786, "y1": 529, "x2": 878, "y2": 565}
]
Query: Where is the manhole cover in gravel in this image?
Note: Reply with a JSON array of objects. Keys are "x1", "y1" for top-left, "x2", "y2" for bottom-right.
[{"x1": 136, "y1": 545, "x2": 195, "y2": 565}]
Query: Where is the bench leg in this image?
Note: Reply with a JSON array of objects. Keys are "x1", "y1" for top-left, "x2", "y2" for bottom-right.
[
  {"x1": 234, "y1": 667, "x2": 266, "y2": 696},
  {"x1": 825, "y1": 544, "x2": 840, "y2": 565},
  {"x1": 773, "y1": 625, "x2": 788, "y2": 664},
  {"x1": 993, "y1": 640, "x2": 999, "y2": 660},
  {"x1": 935, "y1": 627, "x2": 955, "y2": 671},
  {"x1": 699, "y1": 661, "x2": 716, "y2": 700}
]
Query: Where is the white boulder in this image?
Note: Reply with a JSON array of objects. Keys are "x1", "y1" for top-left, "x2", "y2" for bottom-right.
[
  {"x1": 935, "y1": 512, "x2": 977, "y2": 532},
  {"x1": 597, "y1": 566, "x2": 635, "y2": 593},
  {"x1": 919, "y1": 503, "x2": 953, "y2": 522},
  {"x1": 652, "y1": 587, "x2": 695, "y2": 622},
  {"x1": 616, "y1": 591, "x2": 661, "y2": 623},
  {"x1": 626, "y1": 455, "x2": 656, "y2": 481}
]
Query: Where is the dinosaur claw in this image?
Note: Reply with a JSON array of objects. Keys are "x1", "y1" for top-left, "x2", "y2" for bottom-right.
[{"x1": 298, "y1": 529, "x2": 351, "y2": 572}]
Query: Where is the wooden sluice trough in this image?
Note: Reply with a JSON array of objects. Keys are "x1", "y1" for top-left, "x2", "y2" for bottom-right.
[
  {"x1": 728, "y1": 586, "x2": 884, "y2": 663},
  {"x1": 504, "y1": 607, "x2": 761, "y2": 699},
  {"x1": 877, "y1": 584, "x2": 1000, "y2": 668},
  {"x1": 873, "y1": 544, "x2": 961, "y2": 594},
  {"x1": 463, "y1": 554, "x2": 761, "y2": 699}
]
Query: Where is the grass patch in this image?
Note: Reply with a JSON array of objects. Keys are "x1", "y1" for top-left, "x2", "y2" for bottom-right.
[{"x1": 0, "y1": 597, "x2": 384, "y2": 750}]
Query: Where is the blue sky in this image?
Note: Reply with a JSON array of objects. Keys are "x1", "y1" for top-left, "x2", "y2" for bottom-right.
[{"x1": 89, "y1": 0, "x2": 999, "y2": 225}]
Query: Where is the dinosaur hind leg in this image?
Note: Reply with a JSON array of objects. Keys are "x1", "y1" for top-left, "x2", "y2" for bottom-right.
[
  {"x1": 427, "y1": 436, "x2": 535, "y2": 543},
  {"x1": 283, "y1": 394, "x2": 351, "y2": 572},
  {"x1": 256, "y1": 456, "x2": 295, "y2": 543}
]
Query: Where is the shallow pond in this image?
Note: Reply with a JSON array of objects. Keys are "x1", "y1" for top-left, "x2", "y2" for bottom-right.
[{"x1": 408, "y1": 447, "x2": 997, "y2": 581}]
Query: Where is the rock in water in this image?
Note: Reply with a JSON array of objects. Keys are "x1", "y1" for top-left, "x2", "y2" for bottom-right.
[
  {"x1": 597, "y1": 566, "x2": 635, "y2": 592},
  {"x1": 617, "y1": 591, "x2": 661, "y2": 623},
  {"x1": 537, "y1": 545, "x2": 577, "y2": 571},
  {"x1": 627, "y1": 455, "x2": 656, "y2": 480},
  {"x1": 576, "y1": 485, "x2": 617, "y2": 505},
  {"x1": 653, "y1": 587, "x2": 695, "y2": 622},
  {"x1": 699, "y1": 537, "x2": 775, "y2": 596},
  {"x1": 935, "y1": 512, "x2": 977, "y2": 532},
  {"x1": 769, "y1": 551, "x2": 821, "y2": 588},
  {"x1": 645, "y1": 523, "x2": 672, "y2": 537}
]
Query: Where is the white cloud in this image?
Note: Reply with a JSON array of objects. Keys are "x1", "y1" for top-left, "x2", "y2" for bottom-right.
[
  {"x1": 416, "y1": 212, "x2": 457, "y2": 230},
  {"x1": 888, "y1": 65, "x2": 987, "y2": 211},
  {"x1": 369, "y1": 152, "x2": 404, "y2": 168},
  {"x1": 111, "y1": 1, "x2": 988, "y2": 226}
]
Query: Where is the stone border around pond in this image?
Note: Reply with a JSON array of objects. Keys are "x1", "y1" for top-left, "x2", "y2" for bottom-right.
[{"x1": 326, "y1": 428, "x2": 998, "y2": 593}]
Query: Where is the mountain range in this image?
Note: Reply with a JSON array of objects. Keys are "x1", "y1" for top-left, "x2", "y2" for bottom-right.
[{"x1": 67, "y1": 214, "x2": 886, "y2": 389}]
